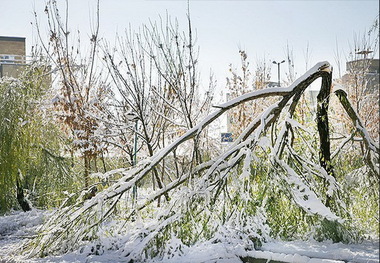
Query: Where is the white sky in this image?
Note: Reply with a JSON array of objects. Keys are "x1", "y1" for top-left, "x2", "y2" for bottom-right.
[{"x1": 0, "y1": 0, "x2": 378, "y2": 91}]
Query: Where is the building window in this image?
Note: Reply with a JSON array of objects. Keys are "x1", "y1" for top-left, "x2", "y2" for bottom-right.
[{"x1": 0, "y1": 55, "x2": 16, "y2": 63}]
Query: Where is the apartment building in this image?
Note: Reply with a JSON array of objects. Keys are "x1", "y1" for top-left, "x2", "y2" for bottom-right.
[
  {"x1": 342, "y1": 58, "x2": 379, "y2": 93},
  {"x1": 0, "y1": 36, "x2": 26, "y2": 78}
]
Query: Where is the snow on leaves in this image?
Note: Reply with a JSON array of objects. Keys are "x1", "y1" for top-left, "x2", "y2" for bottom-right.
[{"x1": 21, "y1": 61, "x2": 379, "y2": 260}]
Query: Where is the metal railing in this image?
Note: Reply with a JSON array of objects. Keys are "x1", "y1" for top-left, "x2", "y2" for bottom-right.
[{"x1": 0, "y1": 54, "x2": 28, "y2": 64}]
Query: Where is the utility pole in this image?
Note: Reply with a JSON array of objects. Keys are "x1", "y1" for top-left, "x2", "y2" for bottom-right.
[
  {"x1": 126, "y1": 112, "x2": 140, "y2": 207},
  {"x1": 273, "y1": 60, "x2": 285, "y2": 87}
]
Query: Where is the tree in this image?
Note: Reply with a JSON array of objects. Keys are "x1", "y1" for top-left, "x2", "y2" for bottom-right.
[
  {"x1": 0, "y1": 57, "x2": 70, "y2": 213},
  {"x1": 331, "y1": 16, "x2": 379, "y2": 180},
  {"x1": 334, "y1": 16, "x2": 379, "y2": 140},
  {"x1": 21, "y1": 61, "x2": 378, "y2": 260},
  {"x1": 226, "y1": 50, "x2": 272, "y2": 137},
  {"x1": 34, "y1": 0, "x2": 110, "y2": 188},
  {"x1": 102, "y1": 13, "x2": 214, "y2": 200}
]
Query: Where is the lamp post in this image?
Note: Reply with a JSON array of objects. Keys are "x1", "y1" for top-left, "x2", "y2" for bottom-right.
[
  {"x1": 126, "y1": 112, "x2": 140, "y2": 205},
  {"x1": 355, "y1": 50, "x2": 373, "y2": 59},
  {"x1": 272, "y1": 60, "x2": 285, "y2": 87}
]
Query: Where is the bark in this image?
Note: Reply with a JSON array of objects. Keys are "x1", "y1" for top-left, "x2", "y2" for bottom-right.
[
  {"x1": 316, "y1": 71, "x2": 334, "y2": 206},
  {"x1": 145, "y1": 133, "x2": 170, "y2": 204},
  {"x1": 84, "y1": 155, "x2": 90, "y2": 189},
  {"x1": 16, "y1": 173, "x2": 32, "y2": 212},
  {"x1": 335, "y1": 89, "x2": 379, "y2": 178}
]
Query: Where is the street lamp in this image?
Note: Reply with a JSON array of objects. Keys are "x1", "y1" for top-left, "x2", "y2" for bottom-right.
[
  {"x1": 355, "y1": 50, "x2": 373, "y2": 57},
  {"x1": 272, "y1": 60, "x2": 285, "y2": 87},
  {"x1": 126, "y1": 112, "x2": 140, "y2": 166},
  {"x1": 126, "y1": 112, "x2": 140, "y2": 206}
]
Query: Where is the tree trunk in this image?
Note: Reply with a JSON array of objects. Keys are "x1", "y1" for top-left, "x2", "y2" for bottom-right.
[
  {"x1": 16, "y1": 172, "x2": 32, "y2": 212},
  {"x1": 316, "y1": 70, "x2": 334, "y2": 206},
  {"x1": 84, "y1": 155, "x2": 90, "y2": 189},
  {"x1": 335, "y1": 89, "x2": 379, "y2": 178}
]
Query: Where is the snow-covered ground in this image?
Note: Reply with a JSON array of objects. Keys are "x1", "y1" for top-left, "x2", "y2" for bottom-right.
[
  {"x1": 257, "y1": 240, "x2": 379, "y2": 263},
  {"x1": 0, "y1": 210, "x2": 378, "y2": 263}
]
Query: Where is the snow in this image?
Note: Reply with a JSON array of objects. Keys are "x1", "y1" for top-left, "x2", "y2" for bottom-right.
[
  {"x1": 214, "y1": 61, "x2": 330, "y2": 111},
  {"x1": 0, "y1": 209, "x2": 51, "y2": 262},
  {"x1": 1, "y1": 60, "x2": 377, "y2": 262},
  {"x1": 274, "y1": 157, "x2": 340, "y2": 222},
  {"x1": 260, "y1": 240, "x2": 379, "y2": 263},
  {"x1": 215, "y1": 87, "x2": 290, "y2": 109},
  {"x1": 0, "y1": 210, "x2": 378, "y2": 263},
  {"x1": 33, "y1": 61, "x2": 337, "y2": 256},
  {"x1": 0, "y1": 210, "x2": 47, "y2": 238}
]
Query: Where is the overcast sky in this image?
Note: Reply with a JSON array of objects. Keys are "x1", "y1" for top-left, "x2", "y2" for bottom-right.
[{"x1": 0, "y1": 0, "x2": 378, "y2": 91}]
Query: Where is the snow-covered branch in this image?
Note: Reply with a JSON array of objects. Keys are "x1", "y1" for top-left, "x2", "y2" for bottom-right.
[{"x1": 24, "y1": 61, "x2": 353, "y2": 258}]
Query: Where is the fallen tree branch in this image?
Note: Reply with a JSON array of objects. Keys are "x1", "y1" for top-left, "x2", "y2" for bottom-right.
[
  {"x1": 334, "y1": 88, "x2": 379, "y2": 177},
  {"x1": 24, "y1": 61, "x2": 347, "y2": 257}
]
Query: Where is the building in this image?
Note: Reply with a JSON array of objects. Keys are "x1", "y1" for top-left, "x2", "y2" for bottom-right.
[
  {"x1": 0, "y1": 36, "x2": 26, "y2": 78},
  {"x1": 342, "y1": 58, "x2": 379, "y2": 93},
  {"x1": 346, "y1": 58, "x2": 379, "y2": 73}
]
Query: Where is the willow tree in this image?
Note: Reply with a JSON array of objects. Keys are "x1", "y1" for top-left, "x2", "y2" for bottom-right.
[{"x1": 0, "y1": 59, "x2": 69, "y2": 213}]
